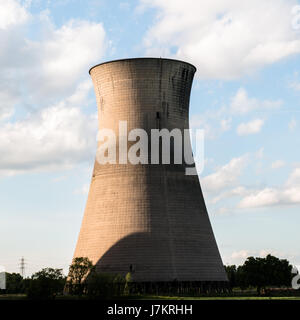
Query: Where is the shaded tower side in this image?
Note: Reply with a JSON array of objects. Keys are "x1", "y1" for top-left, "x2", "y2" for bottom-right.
[{"x1": 73, "y1": 58, "x2": 228, "y2": 283}]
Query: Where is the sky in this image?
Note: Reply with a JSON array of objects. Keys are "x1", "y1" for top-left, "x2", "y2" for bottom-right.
[{"x1": 0, "y1": 0, "x2": 300, "y2": 276}]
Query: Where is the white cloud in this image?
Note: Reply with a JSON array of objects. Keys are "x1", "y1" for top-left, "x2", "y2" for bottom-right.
[
  {"x1": 237, "y1": 119, "x2": 264, "y2": 136},
  {"x1": 0, "y1": 83, "x2": 18, "y2": 121},
  {"x1": 41, "y1": 21, "x2": 103, "y2": 92},
  {"x1": 258, "y1": 250, "x2": 300, "y2": 264},
  {"x1": 220, "y1": 118, "x2": 232, "y2": 131},
  {"x1": 0, "y1": 2, "x2": 106, "y2": 175},
  {"x1": 225, "y1": 249, "x2": 299, "y2": 265},
  {"x1": 0, "y1": 3, "x2": 106, "y2": 111},
  {"x1": 202, "y1": 150, "x2": 295, "y2": 210},
  {"x1": 190, "y1": 114, "x2": 214, "y2": 139},
  {"x1": 286, "y1": 167, "x2": 300, "y2": 186},
  {"x1": 140, "y1": 0, "x2": 300, "y2": 79},
  {"x1": 231, "y1": 250, "x2": 249, "y2": 260},
  {"x1": 271, "y1": 160, "x2": 285, "y2": 169},
  {"x1": 0, "y1": 0, "x2": 29, "y2": 30},
  {"x1": 190, "y1": 106, "x2": 230, "y2": 139},
  {"x1": 0, "y1": 82, "x2": 97, "y2": 176},
  {"x1": 21, "y1": 19, "x2": 106, "y2": 101},
  {"x1": 289, "y1": 118, "x2": 297, "y2": 130},
  {"x1": 224, "y1": 250, "x2": 250, "y2": 265},
  {"x1": 190, "y1": 89, "x2": 279, "y2": 141},
  {"x1": 231, "y1": 88, "x2": 257, "y2": 114},
  {"x1": 201, "y1": 155, "x2": 248, "y2": 193},
  {"x1": 230, "y1": 88, "x2": 282, "y2": 115},
  {"x1": 65, "y1": 79, "x2": 93, "y2": 106},
  {"x1": 289, "y1": 80, "x2": 300, "y2": 91},
  {"x1": 210, "y1": 186, "x2": 247, "y2": 204},
  {"x1": 238, "y1": 188, "x2": 280, "y2": 208},
  {"x1": 238, "y1": 167, "x2": 300, "y2": 208}
]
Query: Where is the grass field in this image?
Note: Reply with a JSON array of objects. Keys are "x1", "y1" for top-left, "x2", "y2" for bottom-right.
[{"x1": 0, "y1": 294, "x2": 27, "y2": 300}]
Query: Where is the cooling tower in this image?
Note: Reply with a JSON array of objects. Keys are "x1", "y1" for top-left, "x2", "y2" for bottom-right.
[{"x1": 73, "y1": 58, "x2": 228, "y2": 285}]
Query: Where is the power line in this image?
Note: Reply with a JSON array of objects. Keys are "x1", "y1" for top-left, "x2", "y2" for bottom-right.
[{"x1": 19, "y1": 257, "x2": 26, "y2": 278}]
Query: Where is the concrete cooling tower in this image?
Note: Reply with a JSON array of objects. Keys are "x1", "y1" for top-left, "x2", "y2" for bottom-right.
[{"x1": 73, "y1": 58, "x2": 228, "y2": 289}]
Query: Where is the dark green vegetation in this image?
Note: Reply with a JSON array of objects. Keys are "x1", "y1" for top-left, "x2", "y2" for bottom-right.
[
  {"x1": 0, "y1": 254, "x2": 298, "y2": 300},
  {"x1": 27, "y1": 268, "x2": 66, "y2": 299},
  {"x1": 65, "y1": 257, "x2": 127, "y2": 299},
  {"x1": 225, "y1": 254, "x2": 294, "y2": 295},
  {"x1": 0, "y1": 268, "x2": 66, "y2": 299},
  {"x1": 0, "y1": 257, "x2": 128, "y2": 300}
]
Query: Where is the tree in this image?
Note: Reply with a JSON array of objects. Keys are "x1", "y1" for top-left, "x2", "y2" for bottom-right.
[
  {"x1": 27, "y1": 268, "x2": 65, "y2": 300},
  {"x1": 86, "y1": 272, "x2": 126, "y2": 299},
  {"x1": 225, "y1": 254, "x2": 293, "y2": 294},
  {"x1": 4, "y1": 273, "x2": 24, "y2": 294},
  {"x1": 241, "y1": 254, "x2": 293, "y2": 294},
  {"x1": 224, "y1": 265, "x2": 237, "y2": 288},
  {"x1": 264, "y1": 254, "x2": 292, "y2": 287},
  {"x1": 242, "y1": 256, "x2": 266, "y2": 294},
  {"x1": 236, "y1": 265, "x2": 248, "y2": 290},
  {"x1": 67, "y1": 257, "x2": 94, "y2": 295},
  {"x1": 124, "y1": 272, "x2": 132, "y2": 295}
]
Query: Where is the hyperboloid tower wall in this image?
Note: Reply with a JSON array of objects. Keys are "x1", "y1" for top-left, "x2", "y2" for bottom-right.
[{"x1": 73, "y1": 58, "x2": 228, "y2": 284}]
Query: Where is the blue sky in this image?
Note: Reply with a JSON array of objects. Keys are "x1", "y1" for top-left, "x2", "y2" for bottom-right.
[{"x1": 0, "y1": 0, "x2": 300, "y2": 276}]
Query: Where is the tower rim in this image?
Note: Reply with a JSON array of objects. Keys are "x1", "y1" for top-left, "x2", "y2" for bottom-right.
[{"x1": 88, "y1": 57, "x2": 197, "y2": 75}]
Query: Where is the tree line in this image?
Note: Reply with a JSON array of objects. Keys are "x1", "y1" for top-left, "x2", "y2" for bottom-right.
[
  {"x1": 0, "y1": 254, "x2": 297, "y2": 299},
  {"x1": 225, "y1": 254, "x2": 294, "y2": 294},
  {"x1": 1, "y1": 257, "x2": 129, "y2": 299}
]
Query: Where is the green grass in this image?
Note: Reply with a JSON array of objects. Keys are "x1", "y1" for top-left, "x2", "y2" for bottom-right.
[{"x1": 0, "y1": 294, "x2": 27, "y2": 300}]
